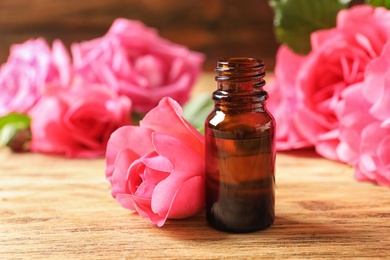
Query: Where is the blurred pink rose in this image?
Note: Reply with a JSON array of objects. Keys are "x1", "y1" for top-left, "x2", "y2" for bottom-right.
[
  {"x1": 72, "y1": 18, "x2": 205, "y2": 114},
  {"x1": 362, "y1": 43, "x2": 390, "y2": 126},
  {"x1": 106, "y1": 97, "x2": 205, "y2": 227},
  {"x1": 336, "y1": 42, "x2": 390, "y2": 187},
  {"x1": 294, "y1": 5, "x2": 390, "y2": 160},
  {"x1": 270, "y1": 5, "x2": 390, "y2": 160},
  {"x1": 354, "y1": 123, "x2": 390, "y2": 187},
  {"x1": 267, "y1": 45, "x2": 311, "y2": 150},
  {"x1": 30, "y1": 84, "x2": 132, "y2": 158},
  {"x1": 335, "y1": 83, "x2": 373, "y2": 164},
  {"x1": 0, "y1": 38, "x2": 71, "y2": 116}
]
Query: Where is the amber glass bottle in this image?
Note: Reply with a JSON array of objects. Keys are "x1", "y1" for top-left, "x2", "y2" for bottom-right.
[{"x1": 205, "y1": 57, "x2": 276, "y2": 233}]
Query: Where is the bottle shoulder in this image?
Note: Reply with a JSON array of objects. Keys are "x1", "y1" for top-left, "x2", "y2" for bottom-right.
[{"x1": 205, "y1": 109, "x2": 275, "y2": 139}]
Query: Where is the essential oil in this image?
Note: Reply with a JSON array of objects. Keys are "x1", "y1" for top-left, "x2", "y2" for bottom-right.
[{"x1": 205, "y1": 57, "x2": 276, "y2": 233}]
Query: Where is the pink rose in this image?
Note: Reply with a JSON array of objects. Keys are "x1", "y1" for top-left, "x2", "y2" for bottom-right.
[
  {"x1": 335, "y1": 83, "x2": 374, "y2": 165},
  {"x1": 0, "y1": 38, "x2": 71, "y2": 116},
  {"x1": 30, "y1": 84, "x2": 132, "y2": 158},
  {"x1": 71, "y1": 18, "x2": 205, "y2": 114},
  {"x1": 354, "y1": 123, "x2": 390, "y2": 187},
  {"x1": 267, "y1": 45, "x2": 311, "y2": 150},
  {"x1": 269, "y1": 5, "x2": 390, "y2": 186},
  {"x1": 336, "y1": 42, "x2": 390, "y2": 187},
  {"x1": 106, "y1": 97, "x2": 205, "y2": 227},
  {"x1": 362, "y1": 42, "x2": 390, "y2": 125},
  {"x1": 294, "y1": 5, "x2": 390, "y2": 160}
]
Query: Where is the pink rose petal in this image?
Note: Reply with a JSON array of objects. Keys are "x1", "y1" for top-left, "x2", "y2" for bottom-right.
[
  {"x1": 141, "y1": 97, "x2": 205, "y2": 157},
  {"x1": 106, "y1": 126, "x2": 154, "y2": 180},
  {"x1": 151, "y1": 132, "x2": 204, "y2": 222}
]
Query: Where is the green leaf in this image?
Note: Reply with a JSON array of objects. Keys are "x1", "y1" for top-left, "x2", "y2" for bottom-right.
[
  {"x1": 0, "y1": 113, "x2": 31, "y2": 147},
  {"x1": 366, "y1": 0, "x2": 390, "y2": 9},
  {"x1": 269, "y1": 0, "x2": 351, "y2": 55},
  {"x1": 131, "y1": 111, "x2": 145, "y2": 126},
  {"x1": 182, "y1": 93, "x2": 214, "y2": 134}
]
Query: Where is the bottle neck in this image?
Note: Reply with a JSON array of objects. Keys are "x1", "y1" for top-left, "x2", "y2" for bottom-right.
[{"x1": 213, "y1": 57, "x2": 268, "y2": 111}]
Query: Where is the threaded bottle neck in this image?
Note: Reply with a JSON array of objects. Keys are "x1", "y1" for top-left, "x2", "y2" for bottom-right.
[
  {"x1": 213, "y1": 57, "x2": 268, "y2": 110},
  {"x1": 215, "y1": 57, "x2": 266, "y2": 84}
]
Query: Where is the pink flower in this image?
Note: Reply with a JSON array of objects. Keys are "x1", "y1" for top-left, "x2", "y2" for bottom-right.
[
  {"x1": 335, "y1": 83, "x2": 374, "y2": 164},
  {"x1": 294, "y1": 5, "x2": 390, "y2": 160},
  {"x1": 362, "y1": 42, "x2": 390, "y2": 125},
  {"x1": 354, "y1": 123, "x2": 390, "y2": 186},
  {"x1": 105, "y1": 97, "x2": 205, "y2": 227},
  {"x1": 336, "y1": 42, "x2": 390, "y2": 187},
  {"x1": 269, "y1": 5, "x2": 390, "y2": 186},
  {"x1": 267, "y1": 45, "x2": 311, "y2": 150},
  {"x1": 269, "y1": 5, "x2": 390, "y2": 161},
  {"x1": 71, "y1": 18, "x2": 205, "y2": 114},
  {"x1": 0, "y1": 38, "x2": 71, "y2": 116},
  {"x1": 30, "y1": 84, "x2": 132, "y2": 158}
]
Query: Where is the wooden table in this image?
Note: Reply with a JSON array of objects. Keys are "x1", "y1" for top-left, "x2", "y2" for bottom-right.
[{"x1": 1, "y1": 74, "x2": 390, "y2": 259}]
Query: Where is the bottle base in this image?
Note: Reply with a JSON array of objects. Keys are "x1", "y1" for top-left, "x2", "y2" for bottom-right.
[{"x1": 206, "y1": 216, "x2": 274, "y2": 233}]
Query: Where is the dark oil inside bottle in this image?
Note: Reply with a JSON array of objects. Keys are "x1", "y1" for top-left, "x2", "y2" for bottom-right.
[
  {"x1": 206, "y1": 133, "x2": 275, "y2": 233},
  {"x1": 205, "y1": 57, "x2": 275, "y2": 233}
]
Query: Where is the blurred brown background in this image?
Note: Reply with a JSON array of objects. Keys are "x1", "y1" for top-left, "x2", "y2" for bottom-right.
[{"x1": 0, "y1": 0, "x2": 365, "y2": 71}]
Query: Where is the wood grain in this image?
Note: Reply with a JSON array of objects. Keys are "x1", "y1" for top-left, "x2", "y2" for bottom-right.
[
  {"x1": 1, "y1": 142, "x2": 390, "y2": 258},
  {"x1": 1, "y1": 72, "x2": 390, "y2": 259}
]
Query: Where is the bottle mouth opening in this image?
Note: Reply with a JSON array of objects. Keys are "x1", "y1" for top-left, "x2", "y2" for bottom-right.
[
  {"x1": 215, "y1": 57, "x2": 265, "y2": 81},
  {"x1": 217, "y1": 57, "x2": 263, "y2": 66}
]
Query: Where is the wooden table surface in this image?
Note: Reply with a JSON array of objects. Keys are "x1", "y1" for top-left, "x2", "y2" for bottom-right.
[{"x1": 1, "y1": 74, "x2": 390, "y2": 259}]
